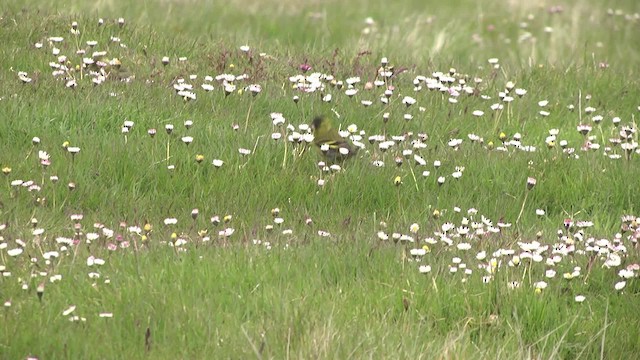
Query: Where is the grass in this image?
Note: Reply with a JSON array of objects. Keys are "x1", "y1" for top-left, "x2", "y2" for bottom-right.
[{"x1": 1, "y1": 0, "x2": 640, "y2": 358}]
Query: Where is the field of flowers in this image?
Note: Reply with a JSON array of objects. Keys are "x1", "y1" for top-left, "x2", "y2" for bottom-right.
[{"x1": 1, "y1": 0, "x2": 639, "y2": 358}]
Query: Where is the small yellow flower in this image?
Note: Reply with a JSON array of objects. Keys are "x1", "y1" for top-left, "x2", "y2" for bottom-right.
[
  {"x1": 499, "y1": 132, "x2": 507, "y2": 142},
  {"x1": 198, "y1": 229, "x2": 208, "y2": 237},
  {"x1": 143, "y1": 223, "x2": 152, "y2": 232},
  {"x1": 547, "y1": 140, "x2": 556, "y2": 148},
  {"x1": 223, "y1": 215, "x2": 233, "y2": 223},
  {"x1": 563, "y1": 272, "x2": 574, "y2": 280},
  {"x1": 229, "y1": 64, "x2": 235, "y2": 69},
  {"x1": 62, "y1": 141, "x2": 70, "y2": 149},
  {"x1": 171, "y1": 232, "x2": 177, "y2": 240},
  {"x1": 393, "y1": 176, "x2": 402, "y2": 186},
  {"x1": 141, "y1": 234, "x2": 148, "y2": 243},
  {"x1": 511, "y1": 256, "x2": 520, "y2": 266},
  {"x1": 432, "y1": 209, "x2": 440, "y2": 219},
  {"x1": 195, "y1": 154, "x2": 204, "y2": 163},
  {"x1": 422, "y1": 245, "x2": 431, "y2": 253},
  {"x1": 2, "y1": 167, "x2": 11, "y2": 175},
  {"x1": 487, "y1": 141, "x2": 494, "y2": 150},
  {"x1": 534, "y1": 288, "x2": 542, "y2": 294}
]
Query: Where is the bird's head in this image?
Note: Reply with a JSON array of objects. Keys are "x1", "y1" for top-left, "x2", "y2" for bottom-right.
[{"x1": 311, "y1": 116, "x2": 323, "y2": 132}]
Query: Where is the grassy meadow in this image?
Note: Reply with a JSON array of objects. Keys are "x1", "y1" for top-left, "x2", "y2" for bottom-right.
[{"x1": 1, "y1": 0, "x2": 640, "y2": 358}]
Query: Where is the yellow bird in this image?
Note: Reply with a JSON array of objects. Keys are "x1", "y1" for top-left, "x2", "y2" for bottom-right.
[{"x1": 310, "y1": 115, "x2": 356, "y2": 162}]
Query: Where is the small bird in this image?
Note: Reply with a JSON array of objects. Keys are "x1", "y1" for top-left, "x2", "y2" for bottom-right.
[{"x1": 310, "y1": 115, "x2": 356, "y2": 162}]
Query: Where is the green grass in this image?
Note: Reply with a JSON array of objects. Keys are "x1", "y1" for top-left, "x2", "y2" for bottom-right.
[{"x1": 1, "y1": 0, "x2": 640, "y2": 358}]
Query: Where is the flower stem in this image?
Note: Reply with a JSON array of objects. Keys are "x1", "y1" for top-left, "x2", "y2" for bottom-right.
[{"x1": 516, "y1": 190, "x2": 529, "y2": 225}]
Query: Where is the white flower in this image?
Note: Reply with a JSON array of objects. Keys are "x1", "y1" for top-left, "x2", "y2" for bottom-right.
[
  {"x1": 614, "y1": 281, "x2": 626, "y2": 291},
  {"x1": 63, "y1": 305, "x2": 77, "y2": 316},
  {"x1": 218, "y1": 228, "x2": 235, "y2": 237},
  {"x1": 43, "y1": 251, "x2": 59, "y2": 259},
  {"x1": 248, "y1": 84, "x2": 261, "y2": 94},
  {"x1": 604, "y1": 253, "x2": 622, "y2": 268},
  {"x1": 618, "y1": 269, "x2": 635, "y2": 279},
  {"x1": 38, "y1": 151, "x2": 50, "y2": 161},
  {"x1": 418, "y1": 265, "x2": 432, "y2": 274},
  {"x1": 448, "y1": 138, "x2": 463, "y2": 148},
  {"x1": 163, "y1": 218, "x2": 178, "y2": 225},
  {"x1": 534, "y1": 281, "x2": 548, "y2": 289},
  {"x1": 441, "y1": 222, "x2": 455, "y2": 233},
  {"x1": 7, "y1": 248, "x2": 23, "y2": 257},
  {"x1": 399, "y1": 235, "x2": 415, "y2": 243},
  {"x1": 346, "y1": 77, "x2": 361, "y2": 85},
  {"x1": 574, "y1": 295, "x2": 586, "y2": 303},
  {"x1": 410, "y1": 248, "x2": 426, "y2": 257},
  {"x1": 402, "y1": 96, "x2": 417, "y2": 106},
  {"x1": 223, "y1": 83, "x2": 236, "y2": 94}
]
